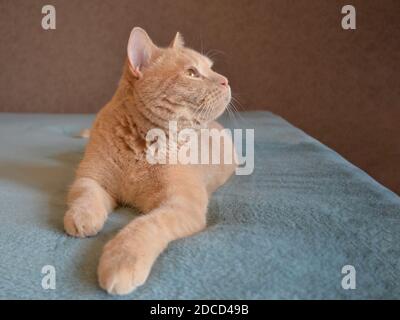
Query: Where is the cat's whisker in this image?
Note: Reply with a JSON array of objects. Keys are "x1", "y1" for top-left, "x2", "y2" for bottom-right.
[
  {"x1": 198, "y1": 104, "x2": 207, "y2": 121},
  {"x1": 225, "y1": 105, "x2": 234, "y2": 124},
  {"x1": 229, "y1": 95, "x2": 249, "y2": 127},
  {"x1": 225, "y1": 101, "x2": 236, "y2": 122},
  {"x1": 231, "y1": 96, "x2": 243, "y2": 109},
  {"x1": 205, "y1": 49, "x2": 227, "y2": 59},
  {"x1": 205, "y1": 105, "x2": 213, "y2": 121},
  {"x1": 206, "y1": 103, "x2": 214, "y2": 121},
  {"x1": 204, "y1": 101, "x2": 213, "y2": 121},
  {"x1": 195, "y1": 104, "x2": 207, "y2": 123},
  {"x1": 227, "y1": 100, "x2": 246, "y2": 129},
  {"x1": 205, "y1": 49, "x2": 228, "y2": 63},
  {"x1": 225, "y1": 102, "x2": 236, "y2": 125}
]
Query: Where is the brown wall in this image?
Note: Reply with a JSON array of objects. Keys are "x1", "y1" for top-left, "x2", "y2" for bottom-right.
[{"x1": 0, "y1": 0, "x2": 399, "y2": 194}]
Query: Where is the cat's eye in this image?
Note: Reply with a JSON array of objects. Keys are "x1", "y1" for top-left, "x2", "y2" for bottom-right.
[{"x1": 186, "y1": 67, "x2": 200, "y2": 78}]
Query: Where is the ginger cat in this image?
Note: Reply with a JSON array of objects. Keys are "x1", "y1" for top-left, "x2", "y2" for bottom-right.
[{"x1": 64, "y1": 27, "x2": 237, "y2": 295}]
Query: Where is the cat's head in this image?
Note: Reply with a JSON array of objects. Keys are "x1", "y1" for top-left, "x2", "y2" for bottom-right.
[{"x1": 125, "y1": 27, "x2": 231, "y2": 127}]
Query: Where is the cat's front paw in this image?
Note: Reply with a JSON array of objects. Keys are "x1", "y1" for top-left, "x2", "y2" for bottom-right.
[
  {"x1": 97, "y1": 239, "x2": 153, "y2": 295},
  {"x1": 64, "y1": 207, "x2": 105, "y2": 238}
]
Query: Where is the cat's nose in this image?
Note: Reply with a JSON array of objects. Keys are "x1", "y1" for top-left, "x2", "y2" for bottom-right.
[
  {"x1": 212, "y1": 72, "x2": 229, "y2": 87},
  {"x1": 220, "y1": 77, "x2": 229, "y2": 87},
  {"x1": 216, "y1": 74, "x2": 228, "y2": 87}
]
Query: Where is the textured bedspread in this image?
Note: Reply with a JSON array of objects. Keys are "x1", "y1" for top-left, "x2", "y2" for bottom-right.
[{"x1": 0, "y1": 112, "x2": 399, "y2": 299}]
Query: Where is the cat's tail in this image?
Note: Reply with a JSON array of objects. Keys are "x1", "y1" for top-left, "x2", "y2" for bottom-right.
[{"x1": 77, "y1": 128, "x2": 91, "y2": 138}]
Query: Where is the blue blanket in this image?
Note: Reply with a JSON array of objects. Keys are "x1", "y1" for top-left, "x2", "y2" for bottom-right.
[{"x1": 0, "y1": 112, "x2": 399, "y2": 299}]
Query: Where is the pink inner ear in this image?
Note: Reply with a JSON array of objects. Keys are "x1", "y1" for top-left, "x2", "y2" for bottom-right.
[{"x1": 127, "y1": 27, "x2": 157, "y2": 76}]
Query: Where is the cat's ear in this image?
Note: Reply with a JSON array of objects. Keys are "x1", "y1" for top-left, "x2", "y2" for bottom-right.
[
  {"x1": 169, "y1": 32, "x2": 184, "y2": 49},
  {"x1": 127, "y1": 27, "x2": 158, "y2": 78}
]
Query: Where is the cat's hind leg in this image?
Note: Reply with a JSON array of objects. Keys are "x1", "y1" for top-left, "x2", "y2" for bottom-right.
[{"x1": 64, "y1": 177, "x2": 116, "y2": 238}]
